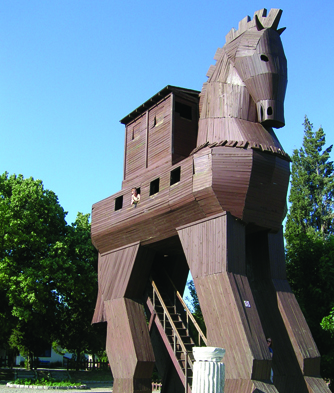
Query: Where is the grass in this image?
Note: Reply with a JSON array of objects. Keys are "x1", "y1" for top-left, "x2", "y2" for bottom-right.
[
  {"x1": 11, "y1": 378, "x2": 83, "y2": 387},
  {"x1": 2, "y1": 368, "x2": 113, "y2": 386}
]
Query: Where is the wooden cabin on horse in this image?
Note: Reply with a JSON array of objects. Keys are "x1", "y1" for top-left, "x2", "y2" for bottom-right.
[{"x1": 91, "y1": 8, "x2": 330, "y2": 393}]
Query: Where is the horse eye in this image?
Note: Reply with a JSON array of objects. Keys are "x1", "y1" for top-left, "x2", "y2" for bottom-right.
[{"x1": 260, "y1": 54, "x2": 269, "y2": 62}]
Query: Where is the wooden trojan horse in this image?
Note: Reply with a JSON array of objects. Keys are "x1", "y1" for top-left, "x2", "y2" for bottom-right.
[{"x1": 91, "y1": 8, "x2": 330, "y2": 393}]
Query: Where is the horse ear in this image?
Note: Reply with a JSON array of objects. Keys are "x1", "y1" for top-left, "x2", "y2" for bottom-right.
[
  {"x1": 255, "y1": 15, "x2": 264, "y2": 31},
  {"x1": 277, "y1": 27, "x2": 286, "y2": 35}
]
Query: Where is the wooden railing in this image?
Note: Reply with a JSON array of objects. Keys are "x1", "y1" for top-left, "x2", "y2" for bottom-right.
[
  {"x1": 151, "y1": 279, "x2": 192, "y2": 393},
  {"x1": 152, "y1": 381, "x2": 162, "y2": 391},
  {"x1": 64, "y1": 358, "x2": 109, "y2": 370},
  {"x1": 164, "y1": 271, "x2": 207, "y2": 347}
]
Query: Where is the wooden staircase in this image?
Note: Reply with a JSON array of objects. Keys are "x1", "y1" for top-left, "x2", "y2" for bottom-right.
[{"x1": 145, "y1": 273, "x2": 206, "y2": 393}]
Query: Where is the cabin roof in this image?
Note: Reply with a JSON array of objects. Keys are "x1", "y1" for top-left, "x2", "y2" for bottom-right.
[{"x1": 120, "y1": 85, "x2": 200, "y2": 125}]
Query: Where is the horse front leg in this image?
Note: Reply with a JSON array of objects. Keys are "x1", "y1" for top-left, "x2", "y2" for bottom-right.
[
  {"x1": 105, "y1": 298, "x2": 155, "y2": 393},
  {"x1": 177, "y1": 212, "x2": 272, "y2": 390},
  {"x1": 96, "y1": 243, "x2": 156, "y2": 393}
]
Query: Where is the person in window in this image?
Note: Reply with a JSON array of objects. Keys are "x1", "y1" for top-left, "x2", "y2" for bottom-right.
[{"x1": 131, "y1": 188, "x2": 140, "y2": 207}]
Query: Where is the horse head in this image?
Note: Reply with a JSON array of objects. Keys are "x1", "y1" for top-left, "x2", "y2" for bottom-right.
[
  {"x1": 230, "y1": 9, "x2": 287, "y2": 128},
  {"x1": 198, "y1": 9, "x2": 287, "y2": 145}
]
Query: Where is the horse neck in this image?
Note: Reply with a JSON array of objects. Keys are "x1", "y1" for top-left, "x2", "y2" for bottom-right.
[{"x1": 197, "y1": 51, "x2": 282, "y2": 149}]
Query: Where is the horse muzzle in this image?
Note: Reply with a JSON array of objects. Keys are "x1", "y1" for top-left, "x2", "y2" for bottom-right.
[{"x1": 257, "y1": 100, "x2": 285, "y2": 129}]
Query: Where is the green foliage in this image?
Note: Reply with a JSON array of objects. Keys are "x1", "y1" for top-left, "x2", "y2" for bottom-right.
[
  {"x1": 284, "y1": 117, "x2": 334, "y2": 379},
  {"x1": 186, "y1": 280, "x2": 206, "y2": 341},
  {"x1": 0, "y1": 172, "x2": 105, "y2": 363},
  {"x1": 52, "y1": 213, "x2": 106, "y2": 366},
  {"x1": 286, "y1": 233, "x2": 334, "y2": 325},
  {"x1": 187, "y1": 280, "x2": 201, "y2": 317},
  {"x1": 12, "y1": 378, "x2": 82, "y2": 386},
  {"x1": 286, "y1": 116, "x2": 333, "y2": 237},
  {"x1": 321, "y1": 308, "x2": 334, "y2": 337},
  {"x1": 0, "y1": 172, "x2": 67, "y2": 356}
]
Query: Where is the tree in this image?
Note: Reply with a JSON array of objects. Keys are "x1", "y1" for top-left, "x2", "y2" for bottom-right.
[
  {"x1": 186, "y1": 280, "x2": 206, "y2": 342},
  {"x1": 186, "y1": 280, "x2": 202, "y2": 320},
  {"x1": 285, "y1": 117, "x2": 334, "y2": 379},
  {"x1": 52, "y1": 213, "x2": 105, "y2": 369},
  {"x1": 286, "y1": 116, "x2": 333, "y2": 236},
  {"x1": 0, "y1": 172, "x2": 68, "y2": 365},
  {"x1": 0, "y1": 173, "x2": 105, "y2": 368}
]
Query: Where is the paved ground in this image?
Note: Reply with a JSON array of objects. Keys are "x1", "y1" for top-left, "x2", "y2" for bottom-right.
[{"x1": 0, "y1": 384, "x2": 160, "y2": 393}]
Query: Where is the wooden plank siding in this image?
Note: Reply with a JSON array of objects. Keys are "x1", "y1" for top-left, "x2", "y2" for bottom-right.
[
  {"x1": 198, "y1": 117, "x2": 285, "y2": 150},
  {"x1": 245, "y1": 230, "x2": 321, "y2": 392},
  {"x1": 268, "y1": 227, "x2": 287, "y2": 279},
  {"x1": 123, "y1": 89, "x2": 199, "y2": 187},
  {"x1": 212, "y1": 148, "x2": 253, "y2": 221},
  {"x1": 305, "y1": 377, "x2": 332, "y2": 392},
  {"x1": 243, "y1": 150, "x2": 290, "y2": 231},
  {"x1": 172, "y1": 95, "x2": 199, "y2": 165},
  {"x1": 92, "y1": 146, "x2": 289, "y2": 254},
  {"x1": 91, "y1": 156, "x2": 212, "y2": 253},
  {"x1": 147, "y1": 97, "x2": 172, "y2": 169},
  {"x1": 92, "y1": 242, "x2": 155, "y2": 324},
  {"x1": 124, "y1": 113, "x2": 147, "y2": 180},
  {"x1": 225, "y1": 379, "x2": 279, "y2": 392},
  {"x1": 268, "y1": 228, "x2": 321, "y2": 377},
  {"x1": 104, "y1": 298, "x2": 155, "y2": 393},
  {"x1": 177, "y1": 213, "x2": 271, "y2": 381}
]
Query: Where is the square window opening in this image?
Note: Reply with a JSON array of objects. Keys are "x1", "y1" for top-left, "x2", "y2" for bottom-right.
[
  {"x1": 175, "y1": 102, "x2": 192, "y2": 120},
  {"x1": 150, "y1": 178, "x2": 160, "y2": 196},
  {"x1": 170, "y1": 167, "x2": 181, "y2": 186},
  {"x1": 115, "y1": 195, "x2": 123, "y2": 211}
]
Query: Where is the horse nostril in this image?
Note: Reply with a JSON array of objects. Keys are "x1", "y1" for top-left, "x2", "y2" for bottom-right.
[{"x1": 267, "y1": 107, "x2": 273, "y2": 116}]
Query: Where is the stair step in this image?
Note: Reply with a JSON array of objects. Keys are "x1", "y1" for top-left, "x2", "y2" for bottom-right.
[
  {"x1": 155, "y1": 304, "x2": 175, "y2": 310},
  {"x1": 166, "y1": 338, "x2": 194, "y2": 347},
  {"x1": 166, "y1": 328, "x2": 188, "y2": 334},
  {"x1": 148, "y1": 276, "x2": 207, "y2": 390}
]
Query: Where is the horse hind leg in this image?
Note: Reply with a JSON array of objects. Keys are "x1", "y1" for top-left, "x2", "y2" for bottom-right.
[{"x1": 266, "y1": 230, "x2": 330, "y2": 392}]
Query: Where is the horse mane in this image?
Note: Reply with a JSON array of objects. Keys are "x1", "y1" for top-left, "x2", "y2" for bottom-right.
[
  {"x1": 205, "y1": 8, "x2": 285, "y2": 81},
  {"x1": 225, "y1": 8, "x2": 284, "y2": 44}
]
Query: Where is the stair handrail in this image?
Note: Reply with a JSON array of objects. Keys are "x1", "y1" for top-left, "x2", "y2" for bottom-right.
[
  {"x1": 146, "y1": 296, "x2": 191, "y2": 393},
  {"x1": 164, "y1": 271, "x2": 207, "y2": 346},
  {"x1": 151, "y1": 279, "x2": 194, "y2": 372}
]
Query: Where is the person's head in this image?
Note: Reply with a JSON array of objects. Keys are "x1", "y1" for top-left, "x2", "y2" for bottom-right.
[
  {"x1": 267, "y1": 338, "x2": 272, "y2": 347},
  {"x1": 132, "y1": 188, "x2": 137, "y2": 196}
]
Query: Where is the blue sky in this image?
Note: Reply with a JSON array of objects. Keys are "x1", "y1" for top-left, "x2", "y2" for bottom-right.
[{"x1": 1, "y1": 0, "x2": 333, "y2": 225}]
